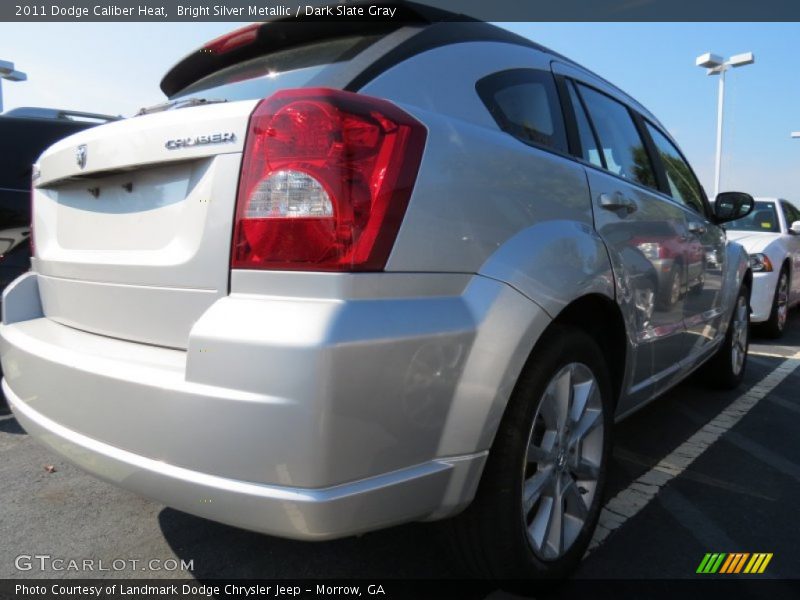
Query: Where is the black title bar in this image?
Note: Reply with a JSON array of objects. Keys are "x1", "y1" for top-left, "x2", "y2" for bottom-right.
[{"x1": 4, "y1": 0, "x2": 800, "y2": 22}]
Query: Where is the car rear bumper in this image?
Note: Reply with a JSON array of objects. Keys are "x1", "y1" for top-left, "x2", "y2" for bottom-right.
[
  {"x1": 5, "y1": 381, "x2": 484, "y2": 540},
  {"x1": 1, "y1": 271, "x2": 550, "y2": 539}
]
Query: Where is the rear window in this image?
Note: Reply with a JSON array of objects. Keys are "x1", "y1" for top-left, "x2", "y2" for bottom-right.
[
  {"x1": 171, "y1": 35, "x2": 381, "y2": 101},
  {"x1": 476, "y1": 69, "x2": 567, "y2": 153}
]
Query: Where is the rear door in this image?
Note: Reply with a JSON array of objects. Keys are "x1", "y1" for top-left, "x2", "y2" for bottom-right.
[
  {"x1": 561, "y1": 77, "x2": 691, "y2": 405},
  {"x1": 643, "y1": 122, "x2": 727, "y2": 355}
]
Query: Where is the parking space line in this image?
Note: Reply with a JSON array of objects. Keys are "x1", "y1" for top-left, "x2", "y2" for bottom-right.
[
  {"x1": 748, "y1": 348, "x2": 800, "y2": 360},
  {"x1": 587, "y1": 357, "x2": 800, "y2": 554},
  {"x1": 613, "y1": 446, "x2": 775, "y2": 501}
]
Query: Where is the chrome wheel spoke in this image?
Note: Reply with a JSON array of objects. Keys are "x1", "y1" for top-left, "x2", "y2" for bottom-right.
[
  {"x1": 543, "y1": 484, "x2": 565, "y2": 558},
  {"x1": 569, "y1": 378, "x2": 594, "y2": 425},
  {"x1": 568, "y1": 407, "x2": 602, "y2": 448},
  {"x1": 527, "y1": 496, "x2": 554, "y2": 554},
  {"x1": 551, "y1": 367, "x2": 573, "y2": 435},
  {"x1": 527, "y1": 429, "x2": 557, "y2": 464},
  {"x1": 522, "y1": 467, "x2": 555, "y2": 516}
]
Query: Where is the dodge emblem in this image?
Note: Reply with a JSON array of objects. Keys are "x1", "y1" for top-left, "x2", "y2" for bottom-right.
[{"x1": 76, "y1": 144, "x2": 87, "y2": 169}]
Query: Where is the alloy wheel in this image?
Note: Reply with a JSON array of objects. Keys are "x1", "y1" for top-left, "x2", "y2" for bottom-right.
[
  {"x1": 776, "y1": 273, "x2": 789, "y2": 331},
  {"x1": 730, "y1": 294, "x2": 749, "y2": 376},
  {"x1": 522, "y1": 363, "x2": 604, "y2": 560}
]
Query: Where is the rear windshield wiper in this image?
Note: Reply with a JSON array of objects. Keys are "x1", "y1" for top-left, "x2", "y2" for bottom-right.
[{"x1": 136, "y1": 97, "x2": 227, "y2": 116}]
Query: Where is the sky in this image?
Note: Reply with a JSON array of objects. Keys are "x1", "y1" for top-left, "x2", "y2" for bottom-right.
[{"x1": 1, "y1": 21, "x2": 799, "y2": 203}]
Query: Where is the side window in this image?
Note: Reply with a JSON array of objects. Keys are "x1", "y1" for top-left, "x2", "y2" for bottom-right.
[
  {"x1": 476, "y1": 69, "x2": 567, "y2": 153},
  {"x1": 574, "y1": 83, "x2": 657, "y2": 190},
  {"x1": 645, "y1": 123, "x2": 706, "y2": 215},
  {"x1": 566, "y1": 81, "x2": 603, "y2": 167},
  {"x1": 782, "y1": 201, "x2": 800, "y2": 227}
]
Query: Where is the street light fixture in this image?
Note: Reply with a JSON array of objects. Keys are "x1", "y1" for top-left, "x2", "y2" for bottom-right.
[
  {"x1": 792, "y1": 132, "x2": 800, "y2": 139},
  {"x1": 695, "y1": 51, "x2": 755, "y2": 198},
  {"x1": 0, "y1": 59, "x2": 28, "y2": 113}
]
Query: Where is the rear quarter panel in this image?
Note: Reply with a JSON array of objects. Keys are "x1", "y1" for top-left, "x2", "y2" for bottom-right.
[{"x1": 363, "y1": 41, "x2": 614, "y2": 316}]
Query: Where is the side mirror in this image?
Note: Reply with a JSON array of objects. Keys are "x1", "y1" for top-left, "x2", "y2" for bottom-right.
[
  {"x1": 713, "y1": 192, "x2": 755, "y2": 224},
  {"x1": 790, "y1": 221, "x2": 800, "y2": 235}
]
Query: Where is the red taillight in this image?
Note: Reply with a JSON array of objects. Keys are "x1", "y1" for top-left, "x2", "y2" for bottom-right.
[
  {"x1": 204, "y1": 23, "x2": 260, "y2": 55},
  {"x1": 232, "y1": 88, "x2": 426, "y2": 272}
]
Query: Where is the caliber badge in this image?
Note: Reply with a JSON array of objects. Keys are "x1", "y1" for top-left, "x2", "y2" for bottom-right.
[{"x1": 165, "y1": 132, "x2": 236, "y2": 150}]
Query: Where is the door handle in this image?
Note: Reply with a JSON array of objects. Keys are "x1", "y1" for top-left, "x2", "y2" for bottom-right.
[
  {"x1": 688, "y1": 222, "x2": 707, "y2": 235},
  {"x1": 599, "y1": 192, "x2": 637, "y2": 214}
]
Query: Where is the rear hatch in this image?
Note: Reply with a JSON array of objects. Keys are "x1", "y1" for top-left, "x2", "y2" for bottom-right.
[
  {"x1": 33, "y1": 102, "x2": 255, "y2": 349},
  {"x1": 31, "y1": 27, "x2": 408, "y2": 349}
]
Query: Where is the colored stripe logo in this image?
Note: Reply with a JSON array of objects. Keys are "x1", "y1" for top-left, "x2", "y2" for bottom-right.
[{"x1": 697, "y1": 553, "x2": 773, "y2": 574}]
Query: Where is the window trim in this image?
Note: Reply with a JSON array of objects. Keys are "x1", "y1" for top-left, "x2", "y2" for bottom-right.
[
  {"x1": 554, "y1": 75, "x2": 581, "y2": 158},
  {"x1": 558, "y1": 76, "x2": 715, "y2": 217},
  {"x1": 780, "y1": 200, "x2": 800, "y2": 231},
  {"x1": 641, "y1": 118, "x2": 713, "y2": 219},
  {"x1": 475, "y1": 68, "x2": 569, "y2": 156},
  {"x1": 632, "y1": 112, "x2": 670, "y2": 196},
  {"x1": 562, "y1": 78, "x2": 607, "y2": 170},
  {"x1": 571, "y1": 79, "x2": 659, "y2": 191}
]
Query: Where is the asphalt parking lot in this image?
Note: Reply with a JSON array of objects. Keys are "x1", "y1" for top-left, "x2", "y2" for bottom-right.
[{"x1": 1, "y1": 311, "x2": 799, "y2": 585}]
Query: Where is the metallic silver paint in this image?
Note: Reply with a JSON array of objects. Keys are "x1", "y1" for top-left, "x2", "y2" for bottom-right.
[
  {"x1": 0, "y1": 36, "x2": 753, "y2": 542},
  {"x1": 6, "y1": 384, "x2": 487, "y2": 541}
]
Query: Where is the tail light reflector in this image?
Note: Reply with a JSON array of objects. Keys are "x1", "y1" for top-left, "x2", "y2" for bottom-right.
[{"x1": 232, "y1": 88, "x2": 426, "y2": 271}]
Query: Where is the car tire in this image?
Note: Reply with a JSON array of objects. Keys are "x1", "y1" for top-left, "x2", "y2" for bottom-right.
[
  {"x1": 657, "y1": 264, "x2": 682, "y2": 310},
  {"x1": 700, "y1": 284, "x2": 750, "y2": 390},
  {"x1": 760, "y1": 268, "x2": 790, "y2": 339},
  {"x1": 446, "y1": 325, "x2": 612, "y2": 580}
]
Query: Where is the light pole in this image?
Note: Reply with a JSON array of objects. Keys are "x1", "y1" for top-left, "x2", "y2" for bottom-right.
[
  {"x1": 696, "y1": 51, "x2": 755, "y2": 198},
  {"x1": 0, "y1": 59, "x2": 27, "y2": 113}
]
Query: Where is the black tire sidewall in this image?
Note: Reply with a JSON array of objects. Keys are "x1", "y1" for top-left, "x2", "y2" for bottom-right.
[
  {"x1": 705, "y1": 284, "x2": 750, "y2": 389},
  {"x1": 473, "y1": 326, "x2": 614, "y2": 579},
  {"x1": 765, "y1": 269, "x2": 789, "y2": 337}
]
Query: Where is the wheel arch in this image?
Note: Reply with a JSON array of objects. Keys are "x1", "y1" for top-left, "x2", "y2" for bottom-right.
[
  {"x1": 550, "y1": 293, "x2": 627, "y2": 409},
  {"x1": 781, "y1": 257, "x2": 792, "y2": 277}
]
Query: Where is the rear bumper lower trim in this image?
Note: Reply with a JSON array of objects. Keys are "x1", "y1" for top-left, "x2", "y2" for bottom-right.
[{"x1": 6, "y1": 380, "x2": 486, "y2": 540}]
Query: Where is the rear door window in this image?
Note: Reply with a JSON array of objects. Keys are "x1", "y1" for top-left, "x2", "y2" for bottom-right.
[
  {"x1": 476, "y1": 69, "x2": 568, "y2": 153},
  {"x1": 574, "y1": 83, "x2": 657, "y2": 190},
  {"x1": 566, "y1": 80, "x2": 603, "y2": 167},
  {"x1": 645, "y1": 122, "x2": 706, "y2": 215}
]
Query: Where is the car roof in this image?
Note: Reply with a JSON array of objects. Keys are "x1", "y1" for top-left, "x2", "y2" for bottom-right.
[{"x1": 159, "y1": 1, "x2": 662, "y2": 127}]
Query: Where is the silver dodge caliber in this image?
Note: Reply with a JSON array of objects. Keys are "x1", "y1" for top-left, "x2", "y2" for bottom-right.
[{"x1": 1, "y1": 9, "x2": 755, "y2": 578}]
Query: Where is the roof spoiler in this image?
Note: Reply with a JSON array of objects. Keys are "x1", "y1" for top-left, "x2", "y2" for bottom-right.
[
  {"x1": 159, "y1": 1, "x2": 472, "y2": 97},
  {"x1": 2, "y1": 107, "x2": 120, "y2": 122}
]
